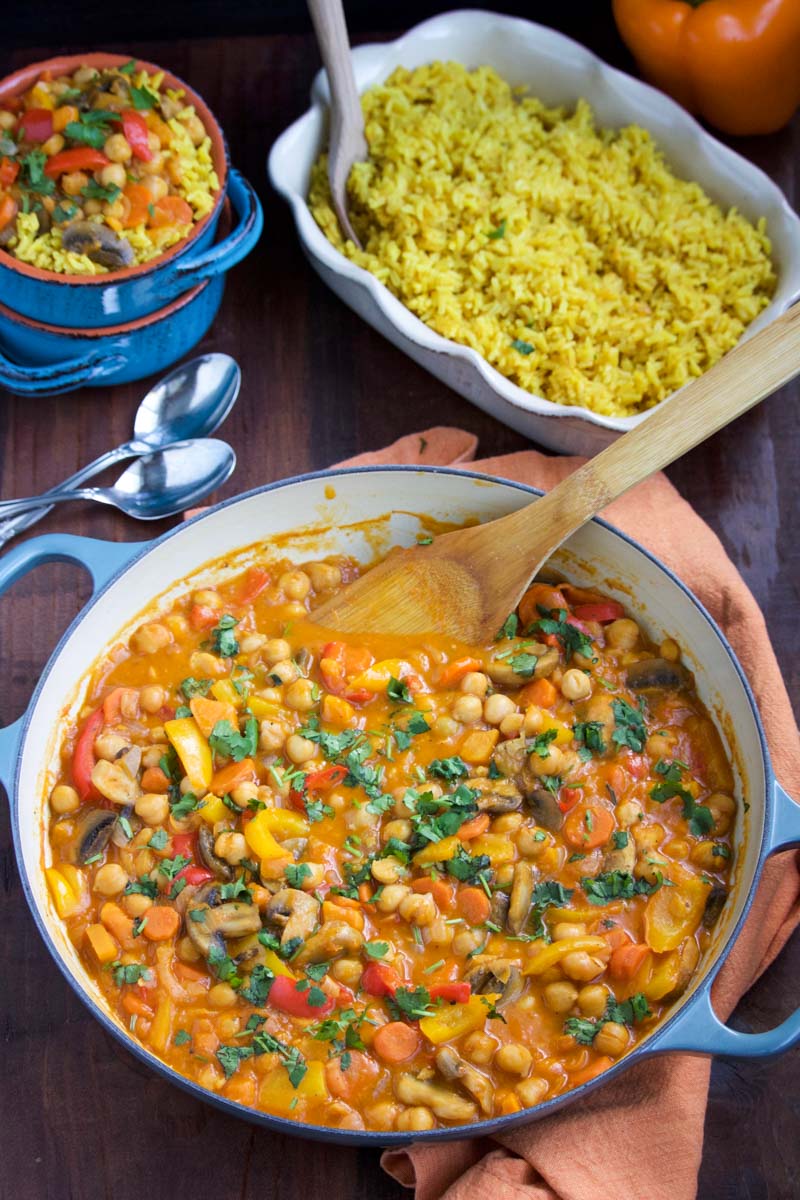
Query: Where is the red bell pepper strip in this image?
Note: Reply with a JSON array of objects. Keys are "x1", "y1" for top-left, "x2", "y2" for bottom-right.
[
  {"x1": 120, "y1": 109, "x2": 153, "y2": 161},
  {"x1": 171, "y1": 832, "x2": 197, "y2": 860},
  {"x1": 320, "y1": 641, "x2": 374, "y2": 705},
  {"x1": 268, "y1": 974, "x2": 335, "y2": 1018},
  {"x1": 72, "y1": 707, "x2": 105, "y2": 801},
  {"x1": 572, "y1": 602, "x2": 625, "y2": 624},
  {"x1": 189, "y1": 603, "x2": 221, "y2": 630},
  {"x1": 17, "y1": 107, "x2": 53, "y2": 142},
  {"x1": 558, "y1": 787, "x2": 582, "y2": 814},
  {"x1": 176, "y1": 864, "x2": 214, "y2": 887},
  {"x1": 236, "y1": 567, "x2": 270, "y2": 606},
  {"x1": 361, "y1": 962, "x2": 402, "y2": 998},
  {"x1": 430, "y1": 982, "x2": 471, "y2": 1004},
  {"x1": 0, "y1": 157, "x2": 19, "y2": 187},
  {"x1": 44, "y1": 148, "x2": 110, "y2": 177},
  {"x1": 289, "y1": 764, "x2": 348, "y2": 811}
]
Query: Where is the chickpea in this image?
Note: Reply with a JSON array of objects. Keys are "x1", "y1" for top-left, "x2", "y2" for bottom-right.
[
  {"x1": 560, "y1": 668, "x2": 592, "y2": 701},
  {"x1": 262, "y1": 638, "x2": 291, "y2": 665},
  {"x1": 132, "y1": 622, "x2": 172, "y2": 655},
  {"x1": 452, "y1": 928, "x2": 484, "y2": 957},
  {"x1": 616, "y1": 799, "x2": 643, "y2": 827},
  {"x1": 433, "y1": 715, "x2": 459, "y2": 739},
  {"x1": 561, "y1": 951, "x2": 605, "y2": 982},
  {"x1": 376, "y1": 883, "x2": 410, "y2": 914},
  {"x1": 577, "y1": 984, "x2": 609, "y2": 1017},
  {"x1": 707, "y1": 792, "x2": 736, "y2": 836},
  {"x1": 484, "y1": 693, "x2": 516, "y2": 725},
  {"x1": 516, "y1": 1076, "x2": 549, "y2": 1106},
  {"x1": 633, "y1": 823, "x2": 664, "y2": 852},
  {"x1": 50, "y1": 784, "x2": 80, "y2": 814},
  {"x1": 399, "y1": 892, "x2": 437, "y2": 926},
  {"x1": 135, "y1": 792, "x2": 170, "y2": 826},
  {"x1": 279, "y1": 570, "x2": 311, "y2": 601},
  {"x1": 593, "y1": 1021, "x2": 629, "y2": 1057},
  {"x1": 425, "y1": 916, "x2": 454, "y2": 947},
  {"x1": 184, "y1": 113, "x2": 207, "y2": 145},
  {"x1": 516, "y1": 827, "x2": 549, "y2": 858},
  {"x1": 397, "y1": 1107, "x2": 435, "y2": 1132},
  {"x1": 41, "y1": 133, "x2": 65, "y2": 157},
  {"x1": 123, "y1": 892, "x2": 152, "y2": 918},
  {"x1": 307, "y1": 562, "x2": 342, "y2": 592},
  {"x1": 690, "y1": 840, "x2": 727, "y2": 870},
  {"x1": 494, "y1": 1042, "x2": 532, "y2": 1076},
  {"x1": 62, "y1": 170, "x2": 89, "y2": 196},
  {"x1": 74, "y1": 66, "x2": 99, "y2": 84},
  {"x1": 94, "y1": 732, "x2": 129, "y2": 761},
  {"x1": 646, "y1": 731, "x2": 676, "y2": 760},
  {"x1": 284, "y1": 734, "x2": 315, "y2": 764},
  {"x1": 499, "y1": 713, "x2": 525, "y2": 737},
  {"x1": 214, "y1": 831, "x2": 248, "y2": 865},
  {"x1": 527, "y1": 745, "x2": 564, "y2": 778},
  {"x1": 104, "y1": 132, "x2": 133, "y2": 163},
  {"x1": 270, "y1": 659, "x2": 299, "y2": 686},
  {"x1": 492, "y1": 812, "x2": 523, "y2": 834},
  {"x1": 93, "y1": 863, "x2": 128, "y2": 896},
  {"x1": 494, "y1": 863, "x2": 515, "y2": 888},
  {"x1": 190, "y1": 651, "x2": 225, "y2": 677},
  {"x1": 331, "y1": 957, "x2": 363, "y2": 988},
  {"x1": 659, "y1": 638, "x2": 681, "y2": 662},
  {"x1": 634, "y1": 857, "x2": 664, "y2": 885},
  {"x1": 371, "y1": 857, "x2": 406, "y2": 885},
  {"x1": 543, "y1": 981, "x2": 579, "y2": 1013},
  {"x1": 365, "y1": 1102, "x2": 398, "y2": 1131},
  {"x1": 460, "y1": 671, "x2": 489, "y2": 697},
  {"x1": 142, "y1": 172, "x2": 169, "y2": 199},
  {"x1": 380, "y1": 820, "x2": 411, "y2": 846},
  {"x1": 259, "y1": 719, "x2": 287, "y2": 754},
  {"x1": 552, "y1": 922, "x2": 587, "y2": 941},
  {"x1": 177, "y1": 935, "x2": 201, "y2": 963},
  {"x1": 228, "y1": 782, "x2": 258, "y2": 809},
  {"x1": 80, "y1": 199, "x2": 101, "y2": 216},
  {"x1": 137, "y1": 685, "x2": 164, "y2": 715},
  {"x1": 0, "y1": 110, "x2": 16, "y2": 130},
  {"x1": 96, "y1": 162, "x2": 126, "y2": 191},
  {"x1": 463, "y1": 1031, "x2": 496, "y2": 1066},
  {"x1": 284, "y1": 678, "x2": 316, "y2": 712},
  {"x1": 208, "y1": 982, "x2": 237, "y2": 1009},
  {"x1": 664, "y1": 837, "x2": 689, "y2": 859},
  {"x1": 451, "y1": 694, "x2": 483, "y2": 724},
  {"x1": 606, "y1": 618, "x2": 640, "y2": 650}
]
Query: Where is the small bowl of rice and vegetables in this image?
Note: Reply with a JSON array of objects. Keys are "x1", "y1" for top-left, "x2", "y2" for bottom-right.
[
  {"x1": 0, "y1": 53, "x2": 261, "y2": 333},
  {"x1": 270, "y1": 11, "x2": 800, "y2": 452}
]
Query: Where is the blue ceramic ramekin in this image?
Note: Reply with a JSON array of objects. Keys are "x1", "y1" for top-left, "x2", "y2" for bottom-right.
[
  {"x1": 0, "y1": 53, "x2": 260, "y2": 327},
  {"x1": 0, "y1": 467, "x2": 798, "y2": 1146}
]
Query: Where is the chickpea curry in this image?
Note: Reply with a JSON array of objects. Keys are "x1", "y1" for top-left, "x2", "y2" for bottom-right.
[
  {"x1": 0, "y1": 59, "x2": 219, "y2": 273},
  {"x1": 45, "y1": 554, "x2": 737, "y2": 1132}
]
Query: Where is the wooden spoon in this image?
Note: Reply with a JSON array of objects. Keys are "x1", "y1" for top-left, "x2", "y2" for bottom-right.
[
  {"x1": 314, "y1": 303, "x2": 800, "y2": 641},
  {"x1": 308, "y1": 0, "x2": 367, "y2": 248}
]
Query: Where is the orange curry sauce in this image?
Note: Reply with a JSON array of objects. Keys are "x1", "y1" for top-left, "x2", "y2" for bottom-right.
[{"x1": 45, "y1": 555, "x2": 735, "y2": 1131}]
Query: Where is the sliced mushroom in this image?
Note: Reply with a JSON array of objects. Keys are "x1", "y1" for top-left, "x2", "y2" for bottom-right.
[
  {"x1": 61, "y1": 221, "x2": 134, "y2": 269},
  {"x1": 295, "y1": 647, "x2": 313, "y2": 674},
  {"x1": 465, "y1": 958, "x2": 523, "y2": 1009},
  {"x1": 394, "y1": 1073, "x2": 478, "y2": 1121},
  {"x1": 110, "y1": 806, "x2": 142, "y2": 847},
  {"x1": 659, "y1": 937, "x2": 701, "y2": 1003},
  {"x1": 601, "y1": 835, "x2": 636, "y2": 874},
  {"x1": 507, "y1": 861, "x2": 535, "y2": 934},
  {"x1": 435, "y1": 1046, "x2": 494, "y2": 1115},
  {"x1": 702, "y1": 883, "x2": 727, "y2": 929},
  {"x1": 116, "y1": 744, "x2": 142, "y2": 778},
  {"x1": 292, "y1": 921, "x2": 363, "y2": 965},
  {"x1": 281, "y1": 836, "x2": 309, "y2": 860},
  {"x1": 626, "y1": 658, "x2": 690, "y2": 692},
  {"x1": 91, "y1": 757, "x2": 140, "y2": 805},
  {"x1": 0, "y1": 222, "x2": 15, "y2": 247},
  {"x1": 469, "y1": 777, "x2": 523, "y2": 814},
  {"x1": 197, "y1": 825, "x2": 234, "y2": 882},
  {"x1": 489, "y1": 890, "x2": 510, "y2": 928},
  {"x1": 493, "y1": 738, "x2": 528, "y2": 779},
  {"x1": 522, "y1": 788, "x2": 564, "y2": 832},
  {"x1": 265, "y1": 887, "x2": 320, "y2": 946},
  {"x1": 186, "y1": 881, "x2": 262, "y2": 960},
  {"x1": 67, "y1": 807, "x2": 117, "y2": 864},
  {"x1": 487, "y1": 642, "x2": 558, "y2": 687}
]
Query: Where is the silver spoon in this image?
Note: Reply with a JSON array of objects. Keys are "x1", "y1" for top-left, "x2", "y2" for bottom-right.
[
  {"x1": 0, "y1": 353, "x2": 240, "y2": 546},
  {"x1": 0, "y1": 439, "x2": 236, "y2": 522},
  {"x1": 308, "y1": 0, "x2": 367, "y2": 248}
]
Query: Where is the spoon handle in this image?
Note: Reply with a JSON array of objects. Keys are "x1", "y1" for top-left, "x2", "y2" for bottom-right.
[
  {"x1": 308, "y1": 0, "x2": 367, "y2": 245},
  {"x1": 0, "y1": 486, "x2": 110, "y2": 521},
  {"x1": 502, "y1": 301, "x2": 800, "y2": 561},
  {"x1": 0, "y1": 443, "x2": 134, "y2": 546}
]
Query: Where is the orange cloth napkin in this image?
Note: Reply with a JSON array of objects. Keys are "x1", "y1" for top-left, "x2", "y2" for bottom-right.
[{"x1": 336, "y1": 427, "x2": 800, "y2": 1200}]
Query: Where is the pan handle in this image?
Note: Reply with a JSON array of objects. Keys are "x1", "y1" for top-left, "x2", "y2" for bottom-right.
[
  {"x1": 644, "y1": 779, "x2": 800, "y2": 1060},
  {"x1": 0, "y1": 533, "x2": 147, "y2": 791}
]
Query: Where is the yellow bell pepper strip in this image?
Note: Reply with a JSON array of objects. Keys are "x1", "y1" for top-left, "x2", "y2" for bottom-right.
[
  {"x1": 413, "y1": 835, "x2": 460, "y2": 866},
  {"x1": 198, "y1": 793, "x2": 228, "y2": 824},
  {"x1": 85, "y1": 923, "x2": 119, "y2": 965},
  {"x1": 470, "y1": 832, "x2": 515, "y2": 866},
  {"x1": 644, "y1": 875, "x2": 710, "y2": 952},
  {"x1": 260, "y1": 808, "x2": 310, "y2": 838},
  {"x1": 210, "y1": 677, "x2": 243, "y2": 708},
  {"x1": 420, "y1": 993, "x2": 501, "y2": 1044},
  {"x1": 321, "y1": 694, "x2": 355, "y2": 726},
  {"x1": 612, "y1": 0, "x2": 800, "y2": 135},
  {"x1": 259, "y1": 1060, "x2": 328, "y2": 1115},
  {"x1": 247, "y1": 695, "x2": 283, "y2": 721},
  {"x1": 348, "y1": 658, "x2": 415, "y2": 694},
  {"x1": 261, "y1": 948, "x2": 297, "y2": 979},
  {"x1": 149, "y1": 995, "x2": 173, "y2": 1053},
  {"x1": 245, "y1": 809, "x2": 291, "y2": 861},
  {"x1": 46, "y1": 867, "x2": 81, "y2": 919},
  {"x1": 524, "y1": 936, "x2": 609, "y2": 976},
  {"x1": 164, "y1": 717, "x2": 213, "y2": 792}
]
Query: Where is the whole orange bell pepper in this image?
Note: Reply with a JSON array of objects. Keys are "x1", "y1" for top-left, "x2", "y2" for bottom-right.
[{"x1": 613, "y1": 0, "x2": 800, "y2": 135}]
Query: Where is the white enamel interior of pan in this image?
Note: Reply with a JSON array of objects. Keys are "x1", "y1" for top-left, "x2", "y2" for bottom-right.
[{"x1": 16, "y1": 469, "x2": 764, "y2": 1037}]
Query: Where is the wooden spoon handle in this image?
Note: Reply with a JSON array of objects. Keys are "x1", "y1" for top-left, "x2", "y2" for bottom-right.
[{"x1": 506, "y1": 302, "x2": 800, "y2": 556}]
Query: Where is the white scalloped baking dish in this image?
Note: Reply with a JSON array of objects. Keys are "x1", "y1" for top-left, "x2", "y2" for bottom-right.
[{"x1": 268, "y1": 9, "x2": 800, "y2": 454}]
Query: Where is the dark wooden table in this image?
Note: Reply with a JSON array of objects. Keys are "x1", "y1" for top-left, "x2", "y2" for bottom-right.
[{"x1": 1, "y1": 27, "x2": 798, "y2": 1200}]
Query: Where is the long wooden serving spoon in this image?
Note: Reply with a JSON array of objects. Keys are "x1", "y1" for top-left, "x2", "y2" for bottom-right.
[{"x1": 314, "y1": 304, "x2": 800, "y2": 641}]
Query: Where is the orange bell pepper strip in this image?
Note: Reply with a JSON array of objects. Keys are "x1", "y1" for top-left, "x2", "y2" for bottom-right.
[
  {"x1": 0, "y1": 193, "x2": 17, "y2": 233},
  {"x1": 613, "y1": 0, "x2": 800, "y2": 135}
]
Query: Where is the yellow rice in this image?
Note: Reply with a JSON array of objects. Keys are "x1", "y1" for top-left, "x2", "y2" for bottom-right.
[
  {"x1": 10, "y1": 82, "x2": 220, "y2": 277},
  {"x1": 309, "y1": 63, "x2": 776, "y2": 417}
]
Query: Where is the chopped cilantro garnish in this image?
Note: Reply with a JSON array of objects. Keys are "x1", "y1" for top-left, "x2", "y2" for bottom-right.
[
  {"x1": 528, "y1": 728, "x2": 558, "y2": 758},
  {"x1": 511, "y1": 338, "x2": 534, "y2": 355},
  {"x1": 285, "y1": 862, "x2": 312, "y2": 888},
  {"x1": 573, "y1": 721, "x2": 607, "y2": 757},
  {"x1": 209, "y1": 716, "x2": 258, "y2": 762},
  {"x1": 364, "y1": 941, "x2": 389, "y2": 959},
  {"x1": 496, "y1": 613, "x2": 519, "y2": 640},
  {"x1": 180, "y1": 676, "x2": 212, "y2": 699},
  {"x1": 130, "y1": 83, "x2": 159, "y2": 110},
  {"x1": 532, "y1": 605, "x2": 595, "y2": 661},
  {"x1": 428, "y1": 756, "x2": 469, "y2": 782},
  {"x1": 148, "y1": 828, "x2": 168, "y2": 850},
  {"x1": 387, "y1": 676, "x2": 413, "y2": 704},
  {"x1": 445, "y1": 844, "x2": 491, "y2": 884},
  {"x1": 112, "y1": 962, "x2": 152, "y2": 987},
  {"x1": 611, "y1": 698, "x2": 647, "y2": 752},
  {"x1": 650, "y1": 759, "x2": 714, "y2": 837},
  {"x1": 487, "y1": 218, "x2": 506, "y2": 239},
  {"x1": 581, "y1": 870, "x2": 662, "y2": 905},
  {"x1": 210, "y1": 614, "x2": 239, "y2": 657}
]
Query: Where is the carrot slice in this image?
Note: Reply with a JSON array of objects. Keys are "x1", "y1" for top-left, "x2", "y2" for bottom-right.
[
  {"x1": 456, "y1": 885, "x2": 491, "y2": 925},
  {"x1": 563, "y1": 804, "x2": 616, "y2": 851},
  {"x1": 411, "y1": 876, "x2": 453, "y2": 911},
  {"x1": 189, "y1": 695, "x2": 237, "y2": 739},
  {"x1": 121, "y1": 992, "x2": 154, "y2": 1018},
  {"x1": 141, "y1": 766, "x2": 171, "y2": 793},
  {"x1": 150, "y1": 194, "x2": 193, "y2": 227},
  {"x1": 458, "y1": 813, "x2": 490, "y2": 841},
  {"x1": 142, "y1": 905, "x2": 181, "y2": 941},
  {"x1": 518, "y1": 583, "x2": 568, "y2": 629},
  {"x1": 570, "y1": 1056, "x2": 614, "y2": 1087},
  {"x1": 518, "y1": 677, "x2": 557, "y2": 709},
  {"x1": 609, "y1": 942, "x2": 650, "y2": 981},
  {"x1": 122, "y1": 182, "x2": 153, "y2": 228},
  {"x1": 437, "y1": 657, "x2": 482, "y2": 688},
  {"x1": 210, "y1": 757, "x2": 256, "y2": 794},
  {"x1": 324, "y1": 1050, "x2": 379, "y2": 1100},
  {"x1": 373, "y1": 1021, "x2": 422, "y2": 1064}
]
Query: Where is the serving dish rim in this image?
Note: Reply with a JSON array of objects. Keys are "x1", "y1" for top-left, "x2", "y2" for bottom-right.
[{"x1": 4, "y1": 464, "x2": 776, "y2": 1144}]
